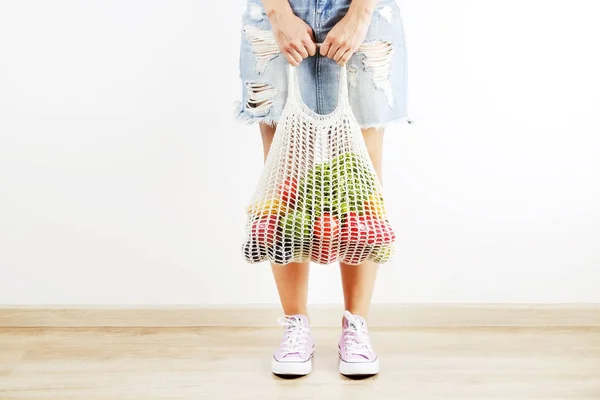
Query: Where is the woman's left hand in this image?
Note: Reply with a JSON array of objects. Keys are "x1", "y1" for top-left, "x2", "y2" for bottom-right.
[{"x1": 320, "y1": 3, "x2": 374, "y2": 66}]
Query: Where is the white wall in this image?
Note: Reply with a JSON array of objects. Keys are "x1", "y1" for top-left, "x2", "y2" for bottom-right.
[{"x1": 0, "y1": 0, "x2": 599, "y2": 305}]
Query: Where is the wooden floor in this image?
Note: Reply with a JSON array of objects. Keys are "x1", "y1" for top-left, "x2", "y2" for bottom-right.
[{"x1": 1, "y1": 326, "x2": 599, "y2": 399}]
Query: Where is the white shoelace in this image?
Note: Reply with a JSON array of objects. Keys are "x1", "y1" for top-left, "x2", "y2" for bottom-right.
[
  {"x1": 342, "y1": 311, "x2": 372, "y2": 356},
  {"x1": 278, "y1": 316, "x2": 310, "y2": 354}
]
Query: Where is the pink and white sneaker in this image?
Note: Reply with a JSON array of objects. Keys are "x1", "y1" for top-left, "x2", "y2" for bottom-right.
[
  {"x1": 272, "y1": 314, "x2": 315, "y2": 376},
  {"x1": 338, "y1": 310, "x2": 380, "y2": 376}
]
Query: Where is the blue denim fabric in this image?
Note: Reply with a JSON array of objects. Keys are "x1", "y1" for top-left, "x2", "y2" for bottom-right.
[{"x1": 237, "y1": 0, "x2": 409, "y2": 128}]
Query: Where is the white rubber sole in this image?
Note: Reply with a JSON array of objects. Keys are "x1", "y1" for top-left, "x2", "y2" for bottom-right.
[
  {"x1": 271, "y1": 357, "x2": 312, "y2": 376},
  {"x1": 339, "y1": 357, "x2": 380, "y2": 376}
]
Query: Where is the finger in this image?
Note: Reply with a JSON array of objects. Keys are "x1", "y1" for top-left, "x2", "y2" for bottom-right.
[
  {"x1": 320, "y1": 38, "x2": 331, "y2": 56},
  {"x1": 305, "y1": 40, "x2": 317, "y2": 57},
  {"x1": 306, "y1": 26, "x2": 316, "y2": 43},
  {"x1": 307, "y1": 26, "x2": 316, "y2": 41},
  {"x1": 333, "y1": 45, "x2": 349, "y2": 63},
  {"x1": 339, "y1": 49, "x2": 355, "y2": 66},
  {"x1": 304, "y1": 33, "x2": 317, "y2": 57},
  {"x1": 327, "y1": 41, "x2": 340, "y2": 59},
  {"x1": 285, "y1": 52, "x2": 300, "y2": 66},
  {"x1": 292, "y1": 42, "x2": 309, "y2": 59},
  {"x1": 288, "y1": 48, "x2": 303, "y2": 65}
]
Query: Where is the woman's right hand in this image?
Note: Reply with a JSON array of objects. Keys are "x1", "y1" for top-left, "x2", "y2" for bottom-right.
[{"x1": 265, "y1": 4, "x2": 317, "y2": 66}]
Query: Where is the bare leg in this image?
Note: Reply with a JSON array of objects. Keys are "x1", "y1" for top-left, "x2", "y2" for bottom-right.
[
  {"x1": 339, "y1": 127, "x2": 384, "y2": 319},
  {"x1": 260, "y1": 122, "x2": 311, "y2": 316}
]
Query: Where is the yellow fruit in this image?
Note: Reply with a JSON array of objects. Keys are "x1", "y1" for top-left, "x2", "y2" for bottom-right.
[
  {"x1": 247, "y1": 198, "x2": 288, "y2": 216},
  {"x1": 364, "y1": 193, "x2": 386, "y2": 218}
]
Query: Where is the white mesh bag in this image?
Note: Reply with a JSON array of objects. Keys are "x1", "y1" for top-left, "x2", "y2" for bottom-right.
[{"x1": 242, "y1": 65, "x2": 396, "y2": 265}]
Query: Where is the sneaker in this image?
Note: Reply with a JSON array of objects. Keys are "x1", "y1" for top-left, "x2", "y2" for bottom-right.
[
  {"x1": 272, "y1": 314, "x2": 314, "y2": 376},
  {"x1": 338, "y1": 310, "x2": 380, "y2": 376}
]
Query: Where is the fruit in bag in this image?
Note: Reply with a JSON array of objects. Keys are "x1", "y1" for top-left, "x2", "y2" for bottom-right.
[
  {"x1": 371, "y1": 244, "x2": 394, "y2": 263},
  {"x1": 296, "y1": 162, "x2": 332, "y2": 217},
  {"x1": 314, "y1": 213, "x2": 340, "y2": 242},
  {"x1": 242, "y1": 66, "x2": 396, "y2": 265},
  {"x1": 268, "y1": 240, "x2": 294, "y2": 265},
  {"x1": 247, "y1": 198, "x2": 287, "y2": 217},
  {"x1": 341, "y1": 212, "x2": 395, "y2": 245},
  {"x1": 311, "y1": 240, "x2": 340, "y2": 264},
  {"x1": 311, "y1": 213, "x2": 341, "y2": 264},
  {"x1": 250, "y1": 214, "x2": 279, "y2": 247},
  {"x1": 342, "y1": 242, "x2": 370, "y2": 265},
  {"x1": 279, "y1": 211, "x2": 312, "y2": 242},
  {"x1": 331, "y1": 153, "x2": 377, "y2": 206},
  {"x1": 368, "y1": 218, "x2": 396, "y2": 245},
  {"x1": 276, "y1": 177, "x2": 299, "y2": 208},
  {"x1": 364, "y1": 193, "x2": 386, "y2": 218},
  {"x1": 242, "y1": 239, "x2": 267, "y2": 263}
]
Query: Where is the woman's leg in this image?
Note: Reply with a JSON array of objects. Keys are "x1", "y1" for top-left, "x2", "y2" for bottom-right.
[
  {"x1": 339, "y1": 127, "x2": 384, "y2": 318},
  {"x1": 260, "y1": 122, "x2": 311, "y2": 316}
]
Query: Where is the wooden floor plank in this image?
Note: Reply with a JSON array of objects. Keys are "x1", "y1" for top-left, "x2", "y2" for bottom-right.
[
  {"x1": 1, "y1": 305, "x2": 599, "y2": 327},
  {"x1": 1, "y1": 326, "x2": 599, "y2": 399}
]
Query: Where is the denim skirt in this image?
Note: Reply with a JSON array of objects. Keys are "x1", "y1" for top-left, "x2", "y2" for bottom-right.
[{"x1": 236, "y1": 0, "x2": 409, "y2": 129}]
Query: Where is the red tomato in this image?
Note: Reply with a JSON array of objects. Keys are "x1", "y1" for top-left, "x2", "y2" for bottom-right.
[
  {"x1": 311, "y1": 241, "x2": 340, "y2": 264},
  {"x1": 276, "y1": 177, "x2": 299, "y2": 207},
  {"x1": 313, "y1": 213, "x2": 340, "y2": 242},
  {"x1": 251, "y1": 214, "x2": 279, "y2": 246}
]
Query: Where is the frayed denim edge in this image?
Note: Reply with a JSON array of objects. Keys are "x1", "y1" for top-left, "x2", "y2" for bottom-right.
[
  {"x1": 233, "y1": 101, "x2": 279, "y2": 127},
  {"x1": 358, "y1": 116, "x2": 414, "y2": 130},
  {"x1": 233, "y1": 100, "x2": 412, "y2": 130}
]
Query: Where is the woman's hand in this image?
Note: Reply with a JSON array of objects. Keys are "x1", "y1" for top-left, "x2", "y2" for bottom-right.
[
  {"x1": 264, "y1": 1, "x2": 317, "y2": 66},
  {"x1": 320, "y1": 1, "x2": 376, "y2": 66}
]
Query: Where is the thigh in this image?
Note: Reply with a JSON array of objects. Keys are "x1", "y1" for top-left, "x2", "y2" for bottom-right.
[
  {"x1": 344, "y1": 0, "x2": 409, "y2": 128},
  {"x1": 260, "y1": 122, "x2": 276, "y2": 161},
  {"x1": 361, "y1": 127, "x2": 385, "y2": 182}
]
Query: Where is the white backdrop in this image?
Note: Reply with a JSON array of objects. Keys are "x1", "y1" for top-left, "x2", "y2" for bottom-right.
[{"x1": 1, "y1": 0, "x2": 599, "y2": 305}]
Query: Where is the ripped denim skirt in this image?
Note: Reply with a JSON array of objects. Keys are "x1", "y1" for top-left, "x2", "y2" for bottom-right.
[{"x1": 235, "y1": 0, "x2": 409, "y2": 129}]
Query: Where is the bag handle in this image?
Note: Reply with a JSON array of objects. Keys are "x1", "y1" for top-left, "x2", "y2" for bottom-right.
[{"x1": 287, "y1": 59, "x2": 350, "y2": 112}]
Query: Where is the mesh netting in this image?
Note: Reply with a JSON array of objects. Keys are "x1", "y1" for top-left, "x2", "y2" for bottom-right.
[{"x1": 242, "y1": 65, "x2": 396, "y2": 265}]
